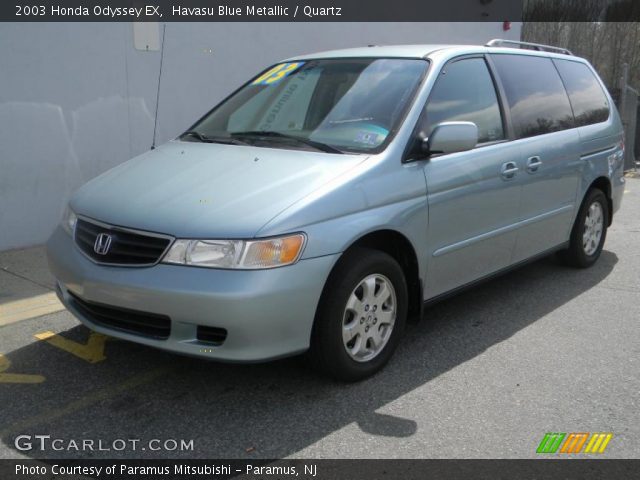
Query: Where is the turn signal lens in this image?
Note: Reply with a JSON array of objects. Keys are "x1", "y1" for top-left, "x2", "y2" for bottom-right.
[
  {"x1": 243, "y1": 234, "x2": 305, "y2": 269},
  {"x1": 61, "y1": 206, "x2": 77, "y2": 235}
]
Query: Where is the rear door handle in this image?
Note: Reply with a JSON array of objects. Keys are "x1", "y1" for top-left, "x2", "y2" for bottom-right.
[
  {"x1": 526, "y1": 156, "x2": 542, "y2": 173},
  {"x1": 500, "y1": 161, "x2": 519, "y2": 180}
]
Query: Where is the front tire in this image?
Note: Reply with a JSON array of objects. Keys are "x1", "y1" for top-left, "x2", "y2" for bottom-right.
[
  {"x1": 559, "y1": 188, "x2": 609, "y2": 268},
  {"x1": 308, "y1": 248, "x2": 408, "y2": 381}
]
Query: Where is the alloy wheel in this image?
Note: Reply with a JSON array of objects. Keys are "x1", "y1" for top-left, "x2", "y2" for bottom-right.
[
  {"x1": 583, "y1": 201, "x2": 604, "y2": 256},
  {"x1": 341, "y1": 274, "x2": 397, "y2": 362}
]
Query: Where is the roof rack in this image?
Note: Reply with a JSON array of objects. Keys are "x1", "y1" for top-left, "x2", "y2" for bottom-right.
[{"x1": 485, "y1": 39, "x2": 573, "y2": 56}]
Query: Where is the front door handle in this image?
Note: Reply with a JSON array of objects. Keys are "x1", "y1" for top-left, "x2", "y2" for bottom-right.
[
  {"x1": 500, "y1": 161, "x2": 519, "y2": 180},
  {"x1": 526, "y1": 156, "x2": 543, "y2": 173}
]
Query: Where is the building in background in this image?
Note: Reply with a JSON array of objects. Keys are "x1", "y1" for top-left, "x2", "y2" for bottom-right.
[{"x1": 0, "y1": 22, "x2": 521, "y2": 251}]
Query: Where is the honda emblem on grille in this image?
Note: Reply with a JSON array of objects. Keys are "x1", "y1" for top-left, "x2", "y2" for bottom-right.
[{"x1": 94, "y1": 233, "x2": 113, "y2": 255}]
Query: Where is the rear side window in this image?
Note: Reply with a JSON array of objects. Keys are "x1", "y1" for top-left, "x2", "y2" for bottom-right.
[
  {"x1": 423, "y1": 57, "x2": 504, "y2": 144},
  {"x1": 491, "y1": 54, "x2": 575, "y2": 139},
  {"x1": 553, "y1": 59, "x2": 610, "y2": 126}
]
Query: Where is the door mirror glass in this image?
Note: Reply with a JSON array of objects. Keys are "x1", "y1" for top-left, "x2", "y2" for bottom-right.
[{"x1": 423, "y1": 121, "x2": 478, "y2": 155}]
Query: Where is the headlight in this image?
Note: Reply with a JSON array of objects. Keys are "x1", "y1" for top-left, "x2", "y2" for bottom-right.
[
  {"x1": 162, "y1": 234, "x2": 305, "y2": 269},
  {"x1": 61, "y1": 206, "x2": 77, "y2": 235}
]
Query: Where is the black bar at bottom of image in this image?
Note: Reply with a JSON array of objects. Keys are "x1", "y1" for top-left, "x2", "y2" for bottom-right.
[{"x1": 2, "y1": 459, "x2": 639, "y2": 480}]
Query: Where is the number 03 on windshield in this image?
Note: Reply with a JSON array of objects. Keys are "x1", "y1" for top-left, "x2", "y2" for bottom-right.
[{"x1": 252, "y1": 62, "x2": 305, "y2": 85}]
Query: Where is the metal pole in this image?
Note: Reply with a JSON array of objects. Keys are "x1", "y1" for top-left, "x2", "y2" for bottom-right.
[
  {"x1": 619, "y1": 63, "x2": 629, "y2": 122},
  {"x1": 151, "y1": 24, "x2": 167, "y2": 151},
  {"x1": 618, "y1": 63, "x2": 635, "y2": 171}
]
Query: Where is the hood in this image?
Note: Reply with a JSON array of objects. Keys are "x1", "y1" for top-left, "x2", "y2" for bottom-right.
[{"x1": 71, "y1": 141, "x2": 367, "y2": 238}]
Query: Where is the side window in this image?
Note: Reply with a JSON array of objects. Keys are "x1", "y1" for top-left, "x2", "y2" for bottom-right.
[
  {"x1": 553, "y1": 59, "x2": 610, "y2": 127},
  {"x1": 491, "y1": 54, "x2": 575, "y2": 139},
  {"x1": 423, "y1": 58, "x2": 504, "y2": 144}
]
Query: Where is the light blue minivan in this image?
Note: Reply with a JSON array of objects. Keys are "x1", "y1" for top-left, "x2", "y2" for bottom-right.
[{"x1": 47, "y1": 40, "x2": 625, "y2": 380}]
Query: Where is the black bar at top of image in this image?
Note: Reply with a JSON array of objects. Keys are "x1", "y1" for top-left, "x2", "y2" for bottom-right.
[
  {"x1": 3, "y1": 0, "x2": 640, "y2": 22},
  {"x1": 7, "y1": 0, "x2": 519, "y2": 22}
]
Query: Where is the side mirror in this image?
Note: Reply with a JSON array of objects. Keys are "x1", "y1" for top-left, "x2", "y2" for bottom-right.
[{"x1": 422, "y1": 121, "x2": 478, "y2": 155}]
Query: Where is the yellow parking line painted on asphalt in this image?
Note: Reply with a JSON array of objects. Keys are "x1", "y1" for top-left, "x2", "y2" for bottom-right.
[
  {"x1": 34, "y1": 331, "x2": 108, "y2": 364},
  {"x1": 0, "y1": 354, "x2": 45, "y2": 384},
  {"x1": 0, "y1": 366, "x2": 171, "y2": 437},
  {"x1": 0, "y1": 292, "x2": 64, "y2": 327}
]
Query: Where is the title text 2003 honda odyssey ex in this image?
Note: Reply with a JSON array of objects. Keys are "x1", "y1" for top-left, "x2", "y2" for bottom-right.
[{"x1": 48, "y1": 40, "x2": 625, "y2": 380}]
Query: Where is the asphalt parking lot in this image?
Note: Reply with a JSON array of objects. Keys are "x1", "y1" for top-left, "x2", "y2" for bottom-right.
[{"x1": 0, "y1": 177, "x2": 639, "y2": 460}]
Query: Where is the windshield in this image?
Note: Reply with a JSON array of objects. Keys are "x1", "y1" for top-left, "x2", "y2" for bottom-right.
[{"x1": 187, "y1": 58, "x2": 428, "y2": 154}]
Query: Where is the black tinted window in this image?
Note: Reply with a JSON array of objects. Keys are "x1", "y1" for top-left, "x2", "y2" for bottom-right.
[
  {"x1": 424, "y1": 58, "x2": 504, "y2": 143},
  {"x1": 492, "y1": 54, "x2": 575, "y2": 139},
  {"x1": 554, "y1": 59, "x2": 610, "y2": 127}
]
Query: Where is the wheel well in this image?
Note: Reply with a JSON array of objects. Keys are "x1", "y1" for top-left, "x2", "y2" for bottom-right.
[
  {"x1": 346, "y1": 230, "x2": 422, "y2": 320},
  {"x1": 588, "y1": 177, "x2": 613, "y2": 225}
]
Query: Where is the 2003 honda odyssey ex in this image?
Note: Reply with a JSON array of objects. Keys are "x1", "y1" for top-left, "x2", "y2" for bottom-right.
[{"x1": 47, "y1": 40, "x2": 625, "y2": 380}]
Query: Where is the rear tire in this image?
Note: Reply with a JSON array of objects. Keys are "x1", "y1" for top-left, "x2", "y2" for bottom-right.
[
  {"x1": 308, "y1": 248, "x2": 408, "y2": 382},
  {"x1": 559, "y1": 188, "x2": 608, "y2": 268}
]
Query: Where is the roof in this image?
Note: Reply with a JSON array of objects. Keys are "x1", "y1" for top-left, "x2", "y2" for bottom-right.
[
  {"x1": 285, "y1": 43, "x2": 581, "y2": 62},
  {"x1": 287, "y1": 44, "x2": 456, "y2": 60}
]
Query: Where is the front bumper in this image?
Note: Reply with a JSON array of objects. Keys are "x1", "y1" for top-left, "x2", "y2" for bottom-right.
[{"x1": 46, "y1": 226, "x2": 339, "y2": 362}]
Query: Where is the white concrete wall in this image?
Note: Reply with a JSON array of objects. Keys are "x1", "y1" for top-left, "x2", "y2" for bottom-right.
[{"x1": 0, "y1": 22, "x2": 521, "y2": 250}]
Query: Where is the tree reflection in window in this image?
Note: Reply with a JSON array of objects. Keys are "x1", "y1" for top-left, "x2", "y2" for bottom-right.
[{"x1": 492, "y1": 54, "x2": 575, "y2": 139}]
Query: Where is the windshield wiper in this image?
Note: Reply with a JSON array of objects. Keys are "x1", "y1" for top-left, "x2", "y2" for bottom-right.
[
  {"x1": 180, "y1": 131, "x2": 248, "y2": 146},
  {"x1": 231, "y1": 131, "x2": 343, "y2": 154}
]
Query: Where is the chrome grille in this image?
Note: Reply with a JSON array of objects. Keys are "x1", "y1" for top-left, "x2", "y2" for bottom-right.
[{"x1": 74, "y1": 218, "x2": 172, "y2": 266}]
